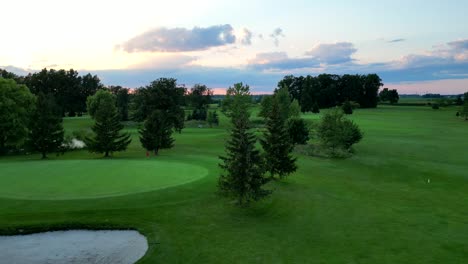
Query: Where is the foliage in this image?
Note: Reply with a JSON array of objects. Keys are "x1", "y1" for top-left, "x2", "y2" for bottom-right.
[
  {"x1": 312, "y1": 102, "x2": 320, "y2": 113},
  {"x1": 261, "y1": 97, "x2": 297, "y2": 179},
  {"x1": 432, "y1": 103, "x2": 440, "y2": 110},
  {"x1": 379, "y1": 88, "x2": 399, "y2": 104},
  {"x1": 275, "y1": 85, "x2": 292, "y2": 121},
  {"x1": 219, "y1": 83, "x2": 270, "y2": 205},
  {"x1": 109, "y1": 86, "x2": 130, "y2": 121},
  {"x1": 317, "y1": 109, "x2": 363, "y2": 152},
  {"x1": 342, "y1": 100, "x2": 353, "y2": 114},
  {"x1": 27, "y1": 92, "x2": 64, "y2": 159},
  {"x1": 461, "y1": 93, "x2": 468, "y2": 120},
  {"x1": 0, "y1": 77, "x2": 36, "y2": 154},
  {"x1": 131, "y1": 78, "x2": 185, "y2": 133},
  {"x1": 279, "y1": 73, "x2": 383, "y2": 111},
  {"x1": 139, "y1": 110, "x2": 174, "y2": 155},
  {"x1": 207, "y1": 111, "x2": 219, "y2": 127},
  {"x1": 258, "y1": 95, "x2": 273, "y2": 118},
  {"x1": 23, "y1": 69, "x2": 102, "y2": 116},
  {"x1": 288, "y1": 118, "x2": 310, "y2": 145},
  {"x1": 289, "y1": 99, "x2": 301, "y2": 118},
  {"x1": 187, "y1": 84, "x2": 212, "y2": 109},
  {"x1": 85, "y1": 92, "x2": 131, "y2": 157},
  {"x1": 86, "y1": 90, "x2": 116, "y2": 122}
]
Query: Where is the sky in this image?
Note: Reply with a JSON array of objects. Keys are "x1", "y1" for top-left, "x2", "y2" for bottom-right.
[{"x1": 1, "y1": 0, "x2": 467, "y2": 94}]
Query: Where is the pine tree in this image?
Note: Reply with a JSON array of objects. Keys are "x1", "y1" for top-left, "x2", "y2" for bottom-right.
[
  {"x1": 86, "y1": 110, "x2": 131, "y2": 157},
  {"x1": 28, "y1": 92, "x2": 64, "y2": 159},
  {"x1": 139, "y1": 110, "x2": 174, "y2": 155},
  {"x1": 261, "y1": 97, "x2": 297, "y2": 179},
  {"x1": 219, "y1": 83, "x2": 270, "y2": 206}
]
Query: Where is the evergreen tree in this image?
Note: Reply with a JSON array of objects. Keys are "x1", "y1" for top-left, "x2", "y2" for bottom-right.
[
  {"x1": 28, "y1": 92, "x2": 64, "y2": 159},
  {"x1": 261, "y1": 97, "x2": 297, "y2": 179},
  {"x1": 288, "y1": 118, "x2": 309, "y2": 145},
  {"x1": 219, "y1": 83, "x2": 269, "y2": 205},
  {"x1": 140, "y1": 110, "x2": 174, "y2": 154},
  {"x1": 342, "y1": 100, "x2": 353, "y2": 114},
  {"x1": 85, "y1": 90, "x2": 131, "y2": 157}
]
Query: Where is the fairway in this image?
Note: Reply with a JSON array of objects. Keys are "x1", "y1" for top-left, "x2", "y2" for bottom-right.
[{"x1": 0, "y1": 160, "x2": 208, "y2": 200}]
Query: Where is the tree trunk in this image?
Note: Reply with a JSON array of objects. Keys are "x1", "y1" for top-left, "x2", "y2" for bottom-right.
[{"x1": 105, "y1": 151, "x2": 109, "y2": 157}]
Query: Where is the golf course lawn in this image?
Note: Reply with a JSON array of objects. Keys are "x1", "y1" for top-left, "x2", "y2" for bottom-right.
[
  {"x1": 0, "y1": 105, "x2": 467, "y2": 263},
  {"x1": 0, "y1": 160, "x2": 207, "y2": 200}
]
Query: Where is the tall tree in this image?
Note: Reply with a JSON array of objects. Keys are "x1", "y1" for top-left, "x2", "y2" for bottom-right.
[
  {"x1": 109, "y1": 86, "x2": 130, "y2": 121},
  {"x1": 27, "y1": 92, "x2": 64, "y2": 159},
  {"x1": 139, "y1": 110, "x2": 174, "y2": 155},
  {"x1": 261, "y1": 97, "x2": 297, "y2": 179},
  {"x1": 219, "y1": 83, "x2": 269, "y2": 205},
  {"x1": 462, "y1": 92, "x2": 468, "y2": 120},
  {"x1": 85, "y1": 90, "x2": 131, "y2": 157},
  {"x1": 0, "y1": 78, "x2": 36, "y2": 154}
]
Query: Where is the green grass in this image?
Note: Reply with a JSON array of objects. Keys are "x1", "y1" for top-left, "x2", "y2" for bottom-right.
[
  {"x1": 0, "y1": 105, "x2": 467, "y2": 263},
  {"x1": 0, "y1": 160, "x2": 207, "y2": 200}
]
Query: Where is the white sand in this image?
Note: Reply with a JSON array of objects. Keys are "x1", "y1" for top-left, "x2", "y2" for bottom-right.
[{"x1": 0, "y1": 230, "x2": 148, "y2": 264}]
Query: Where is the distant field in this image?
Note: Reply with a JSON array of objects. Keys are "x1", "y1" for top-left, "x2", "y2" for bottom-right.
[{"x1": 0, "y1": 105, "x2": 467, "y2": 263}]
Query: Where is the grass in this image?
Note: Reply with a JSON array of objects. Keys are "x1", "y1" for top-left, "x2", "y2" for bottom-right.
[{"x1": 0, "y1": 105, "x2": 467, "y2": 263}]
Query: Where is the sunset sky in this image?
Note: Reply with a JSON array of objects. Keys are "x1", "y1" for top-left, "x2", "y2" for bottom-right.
[{"x1": 1, "y1": 0, "x2": 467, "y2": 94}]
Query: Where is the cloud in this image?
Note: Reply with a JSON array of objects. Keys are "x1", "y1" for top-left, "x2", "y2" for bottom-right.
[
  {"x1": 120, "y1": 24, "x2": 236, "y2": 52},
  {"x1": 269, "y1": 28, "x2": 285, "y2": 46},
  {"x1": 388, "y1": 38, "x2": 405, "y2": 43},
  {"x1": 305, "y1": 42, "x2": 357, "y2": 64},
  {"x1": 447, "y1": 39, "x2": 468, "y2": 50},
  {"x1": 247, "y1": 52, "x2": 319, "y2": 71},
  {"x1": 241, "y1": 28, "x2": 253, "y2": 45},
  {"x1": 130, "y1": 54, "x2": 197, "y2": 69}
]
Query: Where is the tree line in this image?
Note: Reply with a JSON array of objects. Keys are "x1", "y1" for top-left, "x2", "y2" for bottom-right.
[{"x1": 277, "y1": 74, "x2": 384, "y2": 112}]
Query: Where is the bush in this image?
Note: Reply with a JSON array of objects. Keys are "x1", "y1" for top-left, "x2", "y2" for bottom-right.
[
  {"x1": 432, "y1": 103, "x2": 440, "y2": 110},
  {"x1": 342, "y1": 100, "x2": 353, "y2": 114},
  {"x1": 317, "y1": 109, "x2": 362, "y2": 151},
  {"x1": 312, "y1": 102, "x2": 320, "y2": 113}
]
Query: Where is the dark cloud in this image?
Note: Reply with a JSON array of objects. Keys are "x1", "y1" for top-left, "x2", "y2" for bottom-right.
[
  {"x1": 247, "y1": 52, "x2": 319, "y2": 70},
  {"x1": 447, "y1": 39, "x2": 468, "y2": 50},
  {"x1": 241, "y1": 28, "x2": 253, "y2": 45},
  {"x1": 305, "y1": 42, "x2": 357, "y2": 64},
  {"x1": 388, "y1": 38, "x2": 405, "y2": 43},
  {"x1": 121, "y1": 24, "x2": 236, "y2": 52},
  {"x1": 269, "y1": 28, "x2": 285, "y2": 46}
]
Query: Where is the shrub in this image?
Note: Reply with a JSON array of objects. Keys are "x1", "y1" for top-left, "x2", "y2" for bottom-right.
[
  {"x1": 317, "y1": 109, "x2": 362, "y2": 151},
  {"x1": 342, "y1": 100, "x2": 353, "y2": 114},
  {"x1": 288, "y1": 118, "x2": 310, "y2": 145},
  {"x1": 432, "y1": 103, "x2": 440, "y2": 109}
]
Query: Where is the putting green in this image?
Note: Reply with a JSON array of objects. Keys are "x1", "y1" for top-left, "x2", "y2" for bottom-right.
[{"x1": 0, "y1": 160, "x2": 208, "y2": 200}]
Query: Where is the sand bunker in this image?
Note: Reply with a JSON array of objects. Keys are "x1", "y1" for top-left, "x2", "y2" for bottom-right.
[{"x1": 0, "y1": 230, "x2": 148, "y2": 264}]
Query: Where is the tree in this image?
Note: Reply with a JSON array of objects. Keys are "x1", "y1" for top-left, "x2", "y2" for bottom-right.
[
  {"x1": 260, "y1": 97, "x2": 297, "y2": 178},
  {"x1": 289, "y1": 99, "x2": 301, "y2": 118},
  {"x1": 258, "y1": 95, "x2": 273, "y2": 118},
  {"x1": 27, "y1": 92, "x2": 64, "y2": 159},
  {"x1": 260, "y1": 97, "x2": 297, "y2": 179},
  {"x1": 219, "y1": 83, "x2": 269, "y2": 205},
  {"x1": 379, "y1": 88, "x2": 399, "y2": 104},
  {"x1": 85, "y1": 90, "x2": 131, "y2": 157},
  {"x1": 342, "y1": 100, "x2": 353, "y2": 114},
  {"x1": 87, "y1": 90, "x2": 116, "y2": 122},
  {"x1": 275, "y1": 86, "x2": 291, "y2": 121},
  {"x1": 207, "y1": 111, "x2": 220, "y2": 127},
  {"x1": 312, "y1": 102, "x2": 320, "y2": 113},
  {"x1": 317, "y1": 109, "x2": 362, "y2": 151},
  {"x1": 109, "y1": 86, "x2": 130, "y2": 121},
  {"x1": 139, "y1": 110, "x2": 174, "y2": 155},
  {"x1": 132, "y1": 78, "x2": 185, "y2": 132},
  {"x1": 455, "y1": 95, "x2": 463, "y2": 106},
  {"x1": 0, "y1": 78, "x2": 36, "y2": 154},
  {"x1": 288, "y1": 118, "x2": 309, "y2": 145}
]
